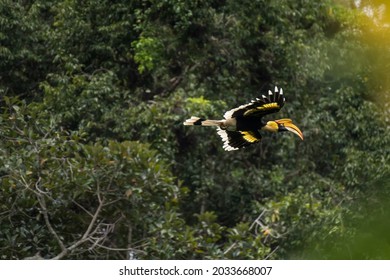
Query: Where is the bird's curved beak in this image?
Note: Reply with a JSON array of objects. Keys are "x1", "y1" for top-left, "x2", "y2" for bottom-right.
[{"x1": 275, "y1": 119, "x2": 304, "y2": 140}]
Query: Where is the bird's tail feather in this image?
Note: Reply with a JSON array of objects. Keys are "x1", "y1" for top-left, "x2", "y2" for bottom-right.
[{"x1": 183, "y1": 116, "x2": 223, "y2": 126}]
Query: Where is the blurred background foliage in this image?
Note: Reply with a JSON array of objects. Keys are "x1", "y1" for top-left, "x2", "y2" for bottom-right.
[{"x1": 0, "y1": 0, "x2": 389, "y2": 259}]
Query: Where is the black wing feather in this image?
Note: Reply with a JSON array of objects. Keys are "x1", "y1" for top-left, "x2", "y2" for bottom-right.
[
  {"x1": 217, "y1": 128, "x2": 262, "y2": 151},
  {"x1": 224, "y1": 87, "x2": 285, "y2": 119}
]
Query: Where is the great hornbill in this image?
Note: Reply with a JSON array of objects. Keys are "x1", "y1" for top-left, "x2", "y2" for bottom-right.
[{"x1": 183, "y1": 86, "x2": 303, "y2": 151}]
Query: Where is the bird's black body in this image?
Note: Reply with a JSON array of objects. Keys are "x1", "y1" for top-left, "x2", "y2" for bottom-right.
[{"x1": 235, "y1": 116, "x2": 267, "y2": 131}]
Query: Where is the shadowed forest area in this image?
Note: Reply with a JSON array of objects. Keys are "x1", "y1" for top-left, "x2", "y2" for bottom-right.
[{"x1": 0, "y1": 0, "x2": 389, "y2": 260}]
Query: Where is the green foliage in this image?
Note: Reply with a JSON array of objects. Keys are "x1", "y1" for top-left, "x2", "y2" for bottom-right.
[
  {"x1": 0, "y1": 1, "x2": 54, "y2": 97},
  {"x1": 0, "y1": 98, "x2": 182, "y2": 259},
  {"x1": 132, "y1": 36, "x2": 163, "y2": 73},
  {"x1": 0, "y1": 0, "x2": 389, "y2": 259}
]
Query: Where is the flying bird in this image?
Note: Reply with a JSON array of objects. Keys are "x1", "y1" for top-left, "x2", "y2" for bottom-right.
[{"x1": 183, "y1": 87, "x2": 303, "y2": 151}]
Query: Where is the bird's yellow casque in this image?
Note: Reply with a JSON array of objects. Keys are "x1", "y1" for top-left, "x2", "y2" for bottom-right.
[{"x1": 183, "y1": 87, "x2": 303, "y2": 151}]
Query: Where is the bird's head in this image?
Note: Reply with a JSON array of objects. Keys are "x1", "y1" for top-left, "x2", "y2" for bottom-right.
[{"x1": 263, "y1": 119, "x2": 304, "y2": 140}]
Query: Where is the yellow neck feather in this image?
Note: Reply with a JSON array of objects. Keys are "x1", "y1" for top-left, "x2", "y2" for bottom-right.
[{"x1": 262, "y1": 121, "x2": 279, "y2": 133}]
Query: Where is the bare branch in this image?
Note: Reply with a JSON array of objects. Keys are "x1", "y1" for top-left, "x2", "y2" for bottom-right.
[
  {"x1": 223, "y1": 241, "x2": 237, "y2": 256},
  {"x1": 264, "y1": 245, "x2": 279, "y2": 260},
  {"x1": 51, "y1": 191, "x2": 105, "y2": 260},
  {"x1": 93, "y1": 242, "x2": 146, "y2": 254},
  {"x1": 249, "y1": 210, "x2": 267, "y2": 231},
  {"x1": 224, "y1": 209, "x2": 281, "y2": 257},
  {"x1": 82, "y1": 197, "x2": 105, "y2": 240},
  {"x1": 71, "y1": 199, "x2": 93, "y2": 217},
  {"x1": 127, "y1": 223, "x2": 133, "y2": 258},
  {"x1": 36, "y1": 192, "x2": 66, "y2": 252}
]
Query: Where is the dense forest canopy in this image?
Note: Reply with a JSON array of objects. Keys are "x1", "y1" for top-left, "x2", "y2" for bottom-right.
[{"x1": 0, "y1": 0, "x2": 389, "y2": 259}]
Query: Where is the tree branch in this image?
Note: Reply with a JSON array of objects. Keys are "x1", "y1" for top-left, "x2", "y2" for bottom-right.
[
  {"x1": 36, "y1": 191, "x2": 67, "y2": 252},
  {"x1": 51, "y1": 191, "x2": 105, "y2": 260}
]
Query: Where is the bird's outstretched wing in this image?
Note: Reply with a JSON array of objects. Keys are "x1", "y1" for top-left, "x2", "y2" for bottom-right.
[
  {"x1": 224, "y1": 86, "x2": 285, "y2": 120},
  {"x1": 217, "y1": 128, "x2": 262, "y2": 151}
]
